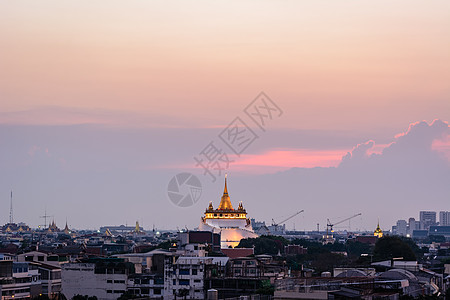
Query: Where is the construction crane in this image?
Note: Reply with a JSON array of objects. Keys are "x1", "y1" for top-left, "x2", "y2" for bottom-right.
[
  {"x1": 272, "y1": 210, "x2": 304, "y2": 226},
  {"x1": 326, "y1": 213, "x2": 362, "y2": 235}
]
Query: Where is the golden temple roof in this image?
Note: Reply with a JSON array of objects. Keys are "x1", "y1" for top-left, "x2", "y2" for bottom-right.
[
  {"x1": 218, "y1": 175, "x2": 234, "y2": 210},
  {"x1": 374, "y1": 221, "x2": 383, "y2": 238}
]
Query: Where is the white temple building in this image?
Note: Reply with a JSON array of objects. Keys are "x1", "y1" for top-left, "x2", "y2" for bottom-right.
[{"x1": 199, "y1": 175, "x2": 258, "y2": 248}]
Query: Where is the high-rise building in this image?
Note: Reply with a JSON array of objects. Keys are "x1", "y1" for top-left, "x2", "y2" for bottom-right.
[
  {"x1": 408, "y1": 218, "x2": 420, "y2": 235},
  {"x1": 396, "y1": 220, "x2": 407, "y2": 236},
  {"x1": 419, "y1": 211, "x2": 437, "y2": 230},
  {"x1": 439, "y1": 211, "x2": 450, "y2": 226}
]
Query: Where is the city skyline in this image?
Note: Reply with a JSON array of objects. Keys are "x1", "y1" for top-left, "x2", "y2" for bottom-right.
[{"x1": 1, "y1": 1, "x2": 450, "y2": 231}]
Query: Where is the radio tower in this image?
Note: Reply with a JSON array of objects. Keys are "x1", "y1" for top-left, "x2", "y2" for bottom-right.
[{"x1": 9, "y1": 190, "x2": 13, "y2": 224}]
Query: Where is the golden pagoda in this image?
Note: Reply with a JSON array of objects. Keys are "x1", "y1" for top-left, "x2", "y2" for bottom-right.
[
  {"x1": 48, "y1": 219, "x2": 59, "y2": 233},
  {"x1": 203, "y1": 175, "x2": 247, "y2": 220},
  {"x1": 134, "y1": 221, "x2": 141, "y2": 233},
  {"x1": 374, "y1": 221, "x2": 383, "y2": 238},
  {"x1": 63, "y1": 220, "x2": 70, "y2": 234},
  {"x1": 199, "y1": 175, "x2": 258, "y2": 248}
]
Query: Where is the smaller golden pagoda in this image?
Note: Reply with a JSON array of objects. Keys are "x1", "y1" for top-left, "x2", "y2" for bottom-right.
[
  {"x1": 374, "y1": 221, "x2": 383, "y2": 238},
  {"x1": 63, "y1": 220, "x2": 70, "y2": 234}
]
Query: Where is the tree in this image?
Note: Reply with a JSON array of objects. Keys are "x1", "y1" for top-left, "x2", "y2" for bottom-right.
[
  {"x1": 237, "y1": 235, "x2": 288, "y2": 255},
  {"x1": 310, "y1": 252, "x2": 347, "y2": 274},
  {"x1": 373, "y1": 236, "x2": 416, "y2": 261},
  {"x1": 156, "y1": 240, "x2": 176, "y2": 250},
  {"x1": 346, "y1": 240, "x2": 373, "y2": 258},
  {"x1": 257, "y1": 279, "x2": 275, "y2": 295}
]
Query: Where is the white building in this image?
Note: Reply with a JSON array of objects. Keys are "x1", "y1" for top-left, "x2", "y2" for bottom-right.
[
  {"x1": 164, "y1": 256, "x2": 229, "y2": 300},
  {"x1": 420, "y1": 211, "x2": 437, "y2": 230},
  {"x1": 408, "y1": 218, "x2": 420, "y2": 236},
  {"x1": 0, "y1": 255, "x2": 41, "y2": 299},
  {"x1": 396, "y1": 220, "x2": 408, "y2": 236},
  {"x1": 61, "y1": 261, "x2": 129, "y2": 300},
  {"x1": 17, "y1": 251, "x2": 62, "y2": 296},
  {"x1": 439, "y1": 211, "x2": 450, "y2": 226},
  {"x1": 127, "y1": 273, "x2": 164, "y2": 298}
]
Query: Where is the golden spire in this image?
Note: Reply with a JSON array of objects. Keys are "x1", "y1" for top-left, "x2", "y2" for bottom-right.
[
  {"x1": 135, "y1": 221, "x2": 140, "y2": 233},
  {"x1": 218, "y1": 175, "x2": 233, "y2": 210},
  {"x1": 224, "y1": 173, "x2": 228, "y2": 195},
  {"x1": 64, "y1": 219, "x2": 70, "y2": 234},
  {"x1": 376, "y1": 218, "x2": 381, "y2": 230}
]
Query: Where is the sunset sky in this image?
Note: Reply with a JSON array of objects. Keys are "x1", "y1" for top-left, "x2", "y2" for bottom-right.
[{"x1": 1, "y1": 1, "x2": 449, "y2": 231}]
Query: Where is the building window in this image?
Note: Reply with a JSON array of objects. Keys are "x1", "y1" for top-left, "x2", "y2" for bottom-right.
[
  {"x1": 38, "y1": 256, "x2": 45, "y2": 261},
  {"x1": 192, "y1": 269, "x2": 198, "y2": 275},
  {"x1": 154, "y1": 288, "x2": 161, "y2": 295},
  {"x1": 51, "y1": 271, "x2": 61, "y2": 280},
  {"x1": 179, "y1": 279, "x2": 190, "y2": 285},
  {"x1": 179, "y1": 269, "x2": 190, "y2": 275},
  {"x1": 107, "y1": 280, "x2": 112, "y2": 283},
  {"x1": 173, "y1": 279, "x2": 176, "y2": 285}
]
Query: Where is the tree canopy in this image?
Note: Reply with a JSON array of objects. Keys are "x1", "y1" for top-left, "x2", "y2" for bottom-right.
[{"x1": 373, "y1": 236, "x2": 416, "y2": 261}]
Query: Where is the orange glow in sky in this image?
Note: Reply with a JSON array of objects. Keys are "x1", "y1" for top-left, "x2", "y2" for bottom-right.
[{"x1": 1, "y1": 1, "x2": 449, "y2": 132}]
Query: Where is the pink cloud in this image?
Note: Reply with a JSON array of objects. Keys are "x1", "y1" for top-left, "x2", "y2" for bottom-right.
[
  {"x1": 342, "y1": 119, "x2": 450, "y2": 166},
  {"x1": 432, "y1": 134, "x2": 450, "y2": 162},
  {"x1": 154, "y1": 148, "x2": 348, "y2": 174},
  {"x1": 158, "y1": 119, "x2": 450, "y2": 175},
  {"x1": 366, "y1": 143, "x2": 392, "y2": 156},
  {"x1": 232, "y1": 148, "x2": 346, "y2": 170},
  {"x1": 394, "y1": 121, "x2": 423, "y2": 139}
]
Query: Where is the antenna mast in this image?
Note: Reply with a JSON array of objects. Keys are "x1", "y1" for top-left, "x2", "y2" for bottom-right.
[
  {"x1": 40, "y1": 208, "x2": 53, "y2": 229},
  {"x1": 9, "y1": 190, "x2": 13, "y2": 224}
]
